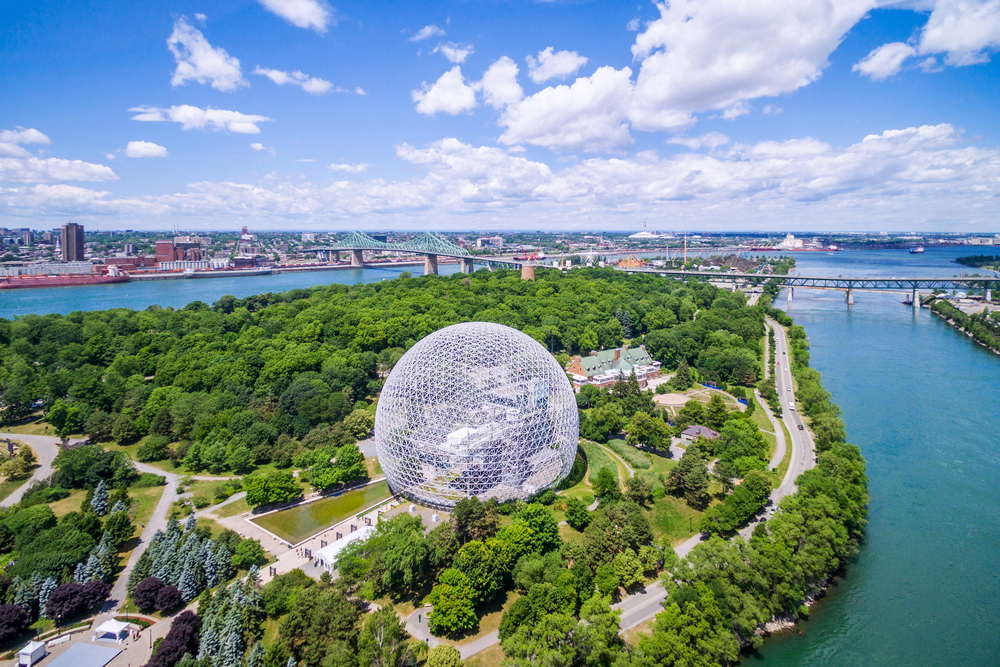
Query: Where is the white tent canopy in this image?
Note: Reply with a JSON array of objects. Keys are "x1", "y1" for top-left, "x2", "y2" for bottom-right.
[{"x1": 94, "y1": 619, "x2": 130, "y2": 643}]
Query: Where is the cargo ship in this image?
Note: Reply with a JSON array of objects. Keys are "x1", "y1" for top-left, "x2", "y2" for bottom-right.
[
  {"x1": 0, "y1": 266, "x2": 129, "y2": 290},
  {"x1": 909, "y1": 246, "x2": 925, "y2": 254}
]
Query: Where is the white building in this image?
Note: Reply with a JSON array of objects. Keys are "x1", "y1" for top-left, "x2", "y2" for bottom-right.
[
  {"x1": 313, "y1": 525, "x2": 376, "y2": 574},
  {"x1": 18, "y1": 642, "x2": 45, "y2": 666}
]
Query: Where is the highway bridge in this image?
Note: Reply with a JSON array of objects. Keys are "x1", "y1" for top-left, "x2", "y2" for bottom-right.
[
  {"x1": 623, "y1": 268, "x2": 998, "y2": 305},
  {"x1": 312, "y1": 231, "x2": 523, "y2": 275}
]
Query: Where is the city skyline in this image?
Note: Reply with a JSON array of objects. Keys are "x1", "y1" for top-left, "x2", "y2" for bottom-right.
[{"x1": 2, "y1": 0, "x2": 1000, "y2": 231}]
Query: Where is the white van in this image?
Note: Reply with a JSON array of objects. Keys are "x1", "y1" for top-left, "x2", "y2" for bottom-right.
[{"x1": 788, "y1": 401, "x2": 796, "y2": 411}]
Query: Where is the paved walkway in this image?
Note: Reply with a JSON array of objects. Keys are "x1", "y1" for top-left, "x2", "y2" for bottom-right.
[
  {"x1": 108, "y1": 459, "x2": 182, "y2": 610},
  {"x1": 598, "y1": 443, "x2": 636, "y2": 479},
  {"x1": 0, "y1": 432, "x2": 85, "y2": 507}
]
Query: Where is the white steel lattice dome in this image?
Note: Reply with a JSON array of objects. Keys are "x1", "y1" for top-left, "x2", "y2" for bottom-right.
[{"x1": 375, "y1": 322, "x2": 579, "y2": 508}]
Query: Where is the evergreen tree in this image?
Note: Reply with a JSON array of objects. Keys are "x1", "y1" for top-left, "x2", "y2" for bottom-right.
[
  {"x1": 247, "y1": 641, "x2": 266, "y2": 667},
  {"x1": 85, "y1": 553, "x2": 106, "y2": 582},
  {"x1": 203, "y1": 541, "x2": 219, "y2": 588},
  {"x1": 166, "y1": 516, "x2": 182, "y2": 540},
  {"x1": 12, "y1": 578, "x2": 34, "y2": 616},
  {"x1": 198, "y1": 622, "x2": 220, "y2": 663},
  {"x1": 215, "y1": 545, "x2": 234, "y2": 582},
  {"x1": 184, "y1": 514, "x2": 197, "y2": 533},
  {"x1": 73, "y1": 562, "x2": 86, "y2": 583},
  {"x1": 91, "y1": 480, "x2": 109, "y2": 516},
  {"x1": 39, "y1": 577, "x2": 57, "y2": 619},
  {"x1": 221, "y1": 607, "x2": 245, "y2": 667},
  {"x1": 178, "y1": 567, "x2": 198, "y2": 603},
  {"x1": 111, "y1": 499, "x2": 129, "y2": 515}
]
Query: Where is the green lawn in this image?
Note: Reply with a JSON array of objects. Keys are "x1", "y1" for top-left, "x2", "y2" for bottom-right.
[
  {"x1": 768, "y1": 417, "x2": 794, "y2": 487},
  {"x1": 251, "y1": 481, "x2": 391, "y2": 544},
  {"x1": 646, "y1": 494, "x2": 708, "y2": 547},
  {"x1": 50, "y1": 489, "x2": 87, "y2": 517},
  {"x1": 118, "y1": 485, "x2": 166, "y2": 562},
  {"x1": 579, "y1": 439, "x2": 619, "y2": 486},
  {"x1": 212, "y1": 495, "x2": 251, "y2": 518},
  {"x1": 0, "y1": 478, "x2": 28, "y2": 504}
]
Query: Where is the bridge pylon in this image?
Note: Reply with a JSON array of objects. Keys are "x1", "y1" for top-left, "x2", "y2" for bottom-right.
[
  {"x1": 461, "y1": 258, "x2": 475, "y2": 274},
  {"x1": 424, "y1": 254, "x2": 439, "y2": 276},
  {"x1": 846, "y1": 288, "x2": 854, "y2": 306},
  {"x1": 351, "y1": 249, "x2": 364, "y2": 267}
]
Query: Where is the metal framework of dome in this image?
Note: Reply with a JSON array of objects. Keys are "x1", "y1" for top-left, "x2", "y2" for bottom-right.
[{"x1": 375, "y1": 322, "x2": 579, "y2": 508}]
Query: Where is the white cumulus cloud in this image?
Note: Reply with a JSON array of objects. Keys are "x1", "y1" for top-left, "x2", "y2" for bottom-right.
[
  {"x1": 629, "y1": 0, "x2": 874, "y2": 131},
  {"x1": 329, "y1": 162, "x2": 369, "y2": 173},
  {"x1": 412, "y1": 66, "x2": 478, "y2": 115},
  {"x1": 856, "y1": 0, "x2": 1000, "y2": 79},
  {"x1": 3, "y1": 125, "x2": 998, "y2": 230},
  {"x1": 480, "y1": 57, "x2": 524, "y2": 109},
  {"x1": 130, "y1": 105, "x2": 272, "y2": 134},
  {"x1": 433, "y1": 42, "x2": 474, "y2": 63},
  {"x1": 853, "y1": 42, "x2": 918, "y2": 80},
  {"x1": 918, "y1": 0, "x2": 1000, "y2": 65},
  {"x1": 0, "y1": 144, "x2": 32, "y2": 158},
  {"x1": 0, "y1": 128, "x2": 51, "y2": 145},
  {"x1": 498, "y1": 66, "x2": 634, "y2": 153},
  {"x1": 526, "y1": 47, "x2": 589, "y2": 84},
  {"x1": 411, "y1": 25, "x2": 446, "y2": 41},
  {"x1": 168, "y1": 17, "x2": 246, "y2": 91},
  {"x1": 253, "y1": 66, "x2": 333, "y2": 94},
  {"x1": 126, "y1": 141, "x2": 168, "y2": 158},
  {"x1": 0, "y1": 157, "x2": 117, "y2": 184},
  {"x1": 257, "y1": 0, "x2": 332, "y2": 33}
]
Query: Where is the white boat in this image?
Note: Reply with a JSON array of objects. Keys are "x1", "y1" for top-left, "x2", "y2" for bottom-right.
[{"x1": 910, "y1": 246, "x2": 925, "y2": 254}]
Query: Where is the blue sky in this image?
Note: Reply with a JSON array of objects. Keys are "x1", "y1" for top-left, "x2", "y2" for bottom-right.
[{"x1": 2, "y1": 0, "x2": 999, "y2": 232}]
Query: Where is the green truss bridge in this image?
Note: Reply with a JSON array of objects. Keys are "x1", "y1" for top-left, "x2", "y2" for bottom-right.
[
  {"x1": 623, "y1": 268, "x2": 999, "y2": 306},
  {"x1": 312, "y1": 232, "x2": 522, "y2": 275}
]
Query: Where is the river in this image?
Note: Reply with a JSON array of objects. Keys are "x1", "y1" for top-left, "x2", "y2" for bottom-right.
[
  {"x1": 0, "y1": 263, "x2": 463, "y2": 319},
  {"x1": 753, "y1": 247, "x2": 1000, "y2": 666},
  {"x1": 2, "y1": 247, "x2": 997, "y2": 664}
]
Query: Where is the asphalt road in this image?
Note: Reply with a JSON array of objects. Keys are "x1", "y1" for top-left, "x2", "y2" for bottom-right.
[{"x1": 766, "y1": 319, "x2": 816, "y2": 503}]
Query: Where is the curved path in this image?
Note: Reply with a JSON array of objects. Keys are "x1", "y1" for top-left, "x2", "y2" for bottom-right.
[
  {"x1": 0, "y1": 432, "x2": 184, "y2": 610},
  {"x1": 0, "y1": 432, "x2": 85, "y2": 507},
  {"x1": 598, "y1": 443, "x2": 636, "y2": 479}
]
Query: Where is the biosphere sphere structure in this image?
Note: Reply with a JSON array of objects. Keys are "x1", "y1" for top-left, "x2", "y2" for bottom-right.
[{"x1": 374, "y1": 322, "x2": 579, "y2": 508}]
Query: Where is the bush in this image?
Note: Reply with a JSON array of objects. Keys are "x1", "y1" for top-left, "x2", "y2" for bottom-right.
[
  {"x1": 47, "y1": 582, "x2": 85, "y2": 623},
  {"x1": 137, "y1": 436, "x2": 171, "y2": 462},
  {"x1": 155, "y1": 585, "x2": 183, "y2": 612},
  {"x1": 232, "y1": 539, "x2": 267, "y2": 570},
  {"x1": 0, "y1": 604, "x2": 29, "y2": 643},
  {"x1": 80, "y1": 580, "x2": 111, "y2": 610},
  {"x1": 143, "y1": 610, "x2": 201, "y2": 667},
  {"x1": 134, "y1": 473, "x2": 167, "y2": 488},
  {"x1": 134, "y1": 577, "x2": 164, "y2": 613}
]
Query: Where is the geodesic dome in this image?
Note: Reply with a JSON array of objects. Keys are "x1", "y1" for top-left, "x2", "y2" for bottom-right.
[{"x1": 374, "y1": 322, "x2": 579, "y2": 508}]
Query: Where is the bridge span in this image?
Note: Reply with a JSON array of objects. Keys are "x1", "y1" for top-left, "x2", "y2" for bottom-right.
[
  {"x1": 312, "y1": 231, "x2": 524, "y2": 276},
  {"x1": 622, "y1": 268, "x2": 998, "y2": 306}
]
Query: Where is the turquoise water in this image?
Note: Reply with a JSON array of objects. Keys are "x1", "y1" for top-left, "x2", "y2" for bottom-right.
[
  {"x1": 754, "y1": 247, "x2": 1000, "y2": 665},
  {"x1": 0, "y1": 263, "x2": 462, "y2": 319}
]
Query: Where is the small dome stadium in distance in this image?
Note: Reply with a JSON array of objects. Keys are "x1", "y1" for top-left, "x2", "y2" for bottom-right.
[{"x1": 374, "y1": 322, "x2": 579, "y2": 508}]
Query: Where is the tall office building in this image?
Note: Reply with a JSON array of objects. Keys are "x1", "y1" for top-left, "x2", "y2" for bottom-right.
[{"x1": 61, "y1": 223, "x2": 85, "y2": 262}]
